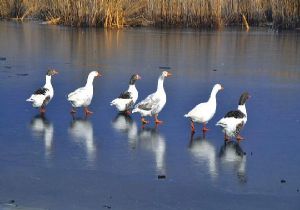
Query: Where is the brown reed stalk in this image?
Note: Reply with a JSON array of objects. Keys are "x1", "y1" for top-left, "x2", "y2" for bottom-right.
[{"x1": 0, "y1": 0, "x2": 299, "y2": 29}]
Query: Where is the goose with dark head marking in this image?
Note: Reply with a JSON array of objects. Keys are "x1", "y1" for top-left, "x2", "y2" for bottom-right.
[
  {"x1": 67, "y1": 71, "x2": 101, "y2": 116},
  {"x1": 216, "y1": 92, "x2": 250, "y2": 141},
  {"x1": 110, "y1": 74, "x2": 141, "y2": 114},
  {"x1": 184, "y1": 84, "x2": 224, "y2": 135},
  {"x1": 132, "y1": 71, "x2": 171, "y2": 125},
  {"x1": 26, "y1": 69, "x2": 59, "y2": 114}
]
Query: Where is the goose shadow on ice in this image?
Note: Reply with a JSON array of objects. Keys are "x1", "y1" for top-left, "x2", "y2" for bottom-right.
[
  {"x1": 111, "y1": 113, "x2": 138, "y2": 147},
  {"x1": 69, "y1": 117, "x2": 96, "y2": 166},
  {"x1": 188, "y1": 133, "x2": 218, "y2": 180},
  {"x1": 138, "y1": 127, "x2": 166, "y2": 176},
  {"x1": 219, "y1": 141, "x2": 247, "y2": 184},
  {"x1": 30, "y1": 114, "x2": 54, "y2": 159}
]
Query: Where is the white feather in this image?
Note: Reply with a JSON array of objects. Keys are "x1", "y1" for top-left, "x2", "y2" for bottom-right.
[
  {"x1": 184, "y1": 84, "x2": 223, "y2": 123},
  {"x1": 216, "y1": 117, "x2": 246, "y2": 137},
  {"x1": 133, "y1": 73, "x2": 168, "y2": 117},
  {"x1": 26, "y1": 75, "x2": 54, "y2": 108},
  {"x1": 67, "y1": 71, "x2": 99, "y2": 108}
]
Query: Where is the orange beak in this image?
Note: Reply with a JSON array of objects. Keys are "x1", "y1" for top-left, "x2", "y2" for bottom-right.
[
  {"x1": 96, "y1": 72, "x2": 102, "y2": 77},
  {"x1": 166, "y1": 72, "x2": 172, "y2": 77}
]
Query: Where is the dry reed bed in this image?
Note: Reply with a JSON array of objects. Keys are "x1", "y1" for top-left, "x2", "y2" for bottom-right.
[{"x1": 0, "y1": 0, "x2": 299, "y2": 29}]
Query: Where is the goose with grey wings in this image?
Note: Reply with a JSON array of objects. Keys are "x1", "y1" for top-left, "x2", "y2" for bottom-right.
[{"x1": 132, "y1": 71, "x2": 171, "y2": 125}]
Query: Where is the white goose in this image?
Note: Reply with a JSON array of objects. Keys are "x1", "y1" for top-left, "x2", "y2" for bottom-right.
[
  {"x1": 26, "y1": 69, "x2": 58, "y2": 114},
  {"x1": 216, "y1": 92, "x2": 250, "y2": 141},
  {"x1": 110, "y1": 74, "x2": 141, "y2": 114},
  {"x1": 67, "y1": 71, "x2": 101, "y2": 115},
  {"x1": 132, "y1": 71, "x2": 172, "y2": 125},
  {"x1": 184, "y1": 84, "x2": 224, "y2": 134}
]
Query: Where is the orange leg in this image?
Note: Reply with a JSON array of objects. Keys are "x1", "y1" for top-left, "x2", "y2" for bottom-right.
[
  {"x1": 141, "y1": 117, "x2": 149, "y2": 125},
  {"x1": 84, "y1": 107, "x2": 93, "y2": 116},
  {"x1": 202, "y1": 123, "x2": 209, "y2": 133},
  {"x1": 191, "y1": 120, "x2": 195, "y2": 133},
  {"x1": 39, "y1": 106, "x2": 46, "y2": 114},
  {"x1": 236, "y1": 134, "x2": 244, "y2": 141},
  {"x1": 154, "y1": 114, "x2": 163, "y2": 124}
]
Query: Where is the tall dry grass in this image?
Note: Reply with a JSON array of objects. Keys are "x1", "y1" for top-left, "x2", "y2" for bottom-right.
[{"x1": 0, "y1": 0, "x2": 299, "y2": 29}]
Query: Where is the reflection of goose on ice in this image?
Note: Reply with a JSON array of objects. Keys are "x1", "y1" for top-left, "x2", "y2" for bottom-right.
[
  {"x1": 138, "y1": 128, "x2": 166, "y2": 175},
  {"x1": 112, "y1": 113, "x2": 138, "y2": 147},
  {"x1": 69, "y1": 118, "x2": 96, "y2": 164},
  {"x1": 30, "y1": 114, "x2": 53, "y2": 158},
  {"x1": 189, "y1": 133, "x2": 218, "y2": 179},
  {"x1": 219, "y1": 141, "x2": 247, "y2": 183}
]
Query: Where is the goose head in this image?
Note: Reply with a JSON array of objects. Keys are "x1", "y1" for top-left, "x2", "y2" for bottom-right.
[
  {"x1": 46, "y1": 69, "x2": 59, "y2": 76},
  {"x1": 238, "y1": 92, "x2": 251, "y2": 105},
  {"x1": 162, "y1": 71, "x2": 172, "y2": 78},
  {"x1": 213, "y1": 83, "x2": 224, "y2": 91},
  {"x1": 129, "y1": 74, "x2": 141, "y2": 85},
  {"x1": 86, "y1": 71, "x2": 101, "y2": 86},
  {"x1": 89, "y1": 71, "x2": 101, "y2": 78},
  {"x1": 210, "y1": 84, "x2": 224, "y2": 96}
]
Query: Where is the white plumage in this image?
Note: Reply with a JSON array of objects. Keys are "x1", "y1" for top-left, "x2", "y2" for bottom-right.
[
  {"x1": 184, "y1": 84, "x2": 223, "y2": 133},
  {"x1": 67, "y1": 71, "x2": 101, "y2": 115},
  {"x1": 26, "y1": 69, "x2": 58, "y2": 114},
  {"x1": 217, "y1": 117, "x2": 245, "y2": 137},
  {"x1": 110, "y1": 74, "x2": 141, "y2": 113},
  {"x1": 132, "y1": 71, "x2": 171, "y2": 125},
  {"x1": 27, "y1": 93, "x2": 51, "y2": 108},
  {"x1": 216, "y1": 92, "x2": 250, "y2": 141}
]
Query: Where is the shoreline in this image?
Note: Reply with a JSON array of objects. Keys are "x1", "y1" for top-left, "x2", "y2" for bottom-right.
[{"x1": 1, "y1": 18, "x2": 300, "y2": 32}]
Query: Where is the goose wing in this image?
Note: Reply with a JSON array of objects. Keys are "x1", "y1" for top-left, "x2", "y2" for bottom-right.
[
  {"x1": 67, "y1": 87, "x2": 90, "y2": 104},
  {"x1": 135, "y1": 93, "x2": 160, "y2": 111},
  {"x1": 118, "y1": 91, "x2": 132, "y2": 99},
  {"x1": 224, "y1": 110, "x2": 245, "y2": 118},
  {"x1": 26, "y1": 87, "x2": 50, "y2": 105}
]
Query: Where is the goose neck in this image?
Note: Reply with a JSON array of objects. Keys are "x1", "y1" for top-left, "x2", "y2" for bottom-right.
[
  {"x1": 128, "y1": 84, "x2": 136, "y2": 92},
  {"x1": 85, "y1": 75, "x2": 95, "y2": 87},
  {"x1": 157, "y1": 76, "x2": 165, "y2": 92},
  {"x1": 238, "y1": 104, "x2": 247, "y2": 116},
  {"x1": 45, "y1": 75, "x2": 52, "y2": 87}
]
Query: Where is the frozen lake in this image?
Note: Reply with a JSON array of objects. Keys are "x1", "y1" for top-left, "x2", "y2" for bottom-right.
[{"x1": 0, "y1": 21, "x2": 299, "y2": 209}]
